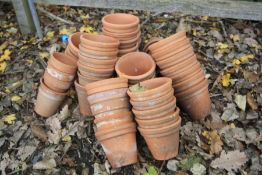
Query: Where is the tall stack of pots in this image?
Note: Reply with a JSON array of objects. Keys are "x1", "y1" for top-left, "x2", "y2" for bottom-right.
[
  {"x1": 35, "y1": 52, "x2": 77, "y2": 117},
  {"x1": 115, "y1": 52, "x2": 156, "y2": 85},
  {"x1": 85, "y1": 78, "x2": 138, "y2": 168},
  {"x1": 128, "y1": 78, "x2": 181, "y2": 160},
  {"x1": 102, "y1": 13, "x2": 141, "y2": 57},
  {"x1": 147, "y1": 32, "x2": 211, "y2": 120}
]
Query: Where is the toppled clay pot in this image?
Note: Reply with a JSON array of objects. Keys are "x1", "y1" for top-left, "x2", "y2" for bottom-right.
[
  {"x1": 34, "y1": 79, "x2": 67, "y2": 117},
  {"x1": 115, "y1": 52, "x2": 156, "y2": 84},
  {"x1": 74, "y1": 80, "x2": 92, "y2": 116},
  {"x1": 43, "y1": 70, "x2": 72, "y2": 92},
  {"x1": 48, "y1": 52, "x2": 77, "y2": 74},
  {"x1": 127, "y1": 77, "x2": 172, "y2": 101},
  {"x1": 138, "y1": 116, "x2": 181, "y2": 160},
  {"x1": 102, "y1": 13, "x2": 139, "y2": 30},
  {"x1": 143, "y1": 37, "x2": 163, "y2": 53},
  {"x1": 85, "y1": 78, "x2": 128, "y2": 96},
  {"x1": 95, "y1": 122, "x2": 138, "y2": 168}
]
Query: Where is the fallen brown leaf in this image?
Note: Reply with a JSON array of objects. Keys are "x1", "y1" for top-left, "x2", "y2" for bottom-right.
[
  {"x1": 31, "y1": 125, "x2": 48, "y2": 142},
  {"x1": 247, "y1": 92, "x2": 258, "y2": 110}
]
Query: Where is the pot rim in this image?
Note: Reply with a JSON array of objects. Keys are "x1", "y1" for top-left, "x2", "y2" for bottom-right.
[
  {"x1": 102, "y1": 13, "x2": 139, "y2": 29},
  {"x1": 40, "y1": 78, "x2": 68, "y2": 96},
  {"x1": 68, "y1": 32, "x2": 83, "y2": 54},
  {"x1": 49, "y1": 52, "x2": 77, "y2": 73},
  {"x1": 102, "y1": 26, "x2": 140, "y2": 37},
  {"x1": 80, "y1": 33, "x2": 120, "y2": 48},
  {"x1": 85, "y1": 77, "x2": 128, "y2": 91}
]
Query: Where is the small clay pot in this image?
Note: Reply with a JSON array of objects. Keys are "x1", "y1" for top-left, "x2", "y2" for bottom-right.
[
  {"x1": 48, "y1": 52, "x2": 77, "y2": 74},
  {"x1": 74, "y1": 80, "x2": 92, "y2": 116},
  {"x1": 78, "y1": 53, "x2": 117, "y2": 66},
  {"x1": 102, "y1": 13, "x2": 139, "y2": 30},
  {"x1": 85, "y1": 78, "x2": 128, "y2": 96},
  {"x1": 130, "y1": 89, "x2": 174, "y2": 110},
  {"x1": 96, "y1": 122, "x2": 138, "y2": 168},
  {"x1": 143, "y1": 37, "x2": 163, "y2": 53},
  {"x1": 79, "y1": 44, "x2": 118, "y2": 57},
  {"x1": 115, "y1": 52, "x2": 156, "y2": 84},
  {"x1": 34, "y1": 79, "x2": 67, "y2": 117},
  {"x1": 135, "y1": 108, "x2": 180, "y2": 129},
  {"x1": 43, "y1": 70, "x2": 72, "y2": 92},
  {"x1": 178, "y1": 85, "x2": 211, "y2": 120},
  {"x1": 90, "y1": 97, "x2": 130, "y2": 116},
  {"x1": 46, "y1": 64, "x2": 75, "y2": 82},
  {"x1": 127, "y1": 77, "x2": 172, "y2": 101},
  {"x1": 132, "y1": 98, "x2": 176, "y2": 117},
  {"x1": 138, "y1": 117, "x2": 181, "y2": 160},
  {"x1": 80, "y1": 33, "x2": 120, "y2": 48},
  {"x1": 148, "y1": 32, "x2": 186, "y2": 52},
  {"x1": 87, "y1": 88, "x2": 128, "y2": 105},
  {"x1": 77, "y1": 72, "x2": 101, "y2": 86},
  {"x1": 156, "y1": 46, "x2": 194, "y2": 67},
  {"x1": 67, "y1": 32, "x2": 83, "y2": 58},
  {"x1": 102, "y1": 27, "x2": 139, "y2": 39}
]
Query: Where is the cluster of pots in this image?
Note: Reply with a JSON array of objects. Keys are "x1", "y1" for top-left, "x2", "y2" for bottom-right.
[
  {"x1": 34, "y1": 12, "x2": 212, "y2": 168},
  {"x1": 102, "y1": 13, "x2": 141, "y2": 57},
  {"x1": 85, "y1": 78, "x2": 138, "y2": 168},
  {"x1": 128, "y1": 78, "x2": 181, "y2": 160},
  {"x1": 147, "y1": 32, "x2": 211, "y2": 120},
  {"x1": 34, "y1": 53, "x2": 77, "y2": 117}
]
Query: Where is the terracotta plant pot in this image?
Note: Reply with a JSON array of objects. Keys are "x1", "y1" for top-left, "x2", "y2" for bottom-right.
[
  {"x1": 102, "y1": 13, "x2": 139, "y2": 30},
  {"x1": 46, "y1": 64, "x2": 75, "y2": 82},
  {"x1": 136, "y1": 108, "x2": 180, "y2": 129},
  {"x1": 79, "y1": 44, "x2": 118, "y2": 57},
  {"x1": 95, "y1": 122, "x2": 138, "y2": 168},
  {"x1": 127, "y1": 77, "x2": 172, "y2": 101},
  {"x1": 43, "y1": 70, "x2": 72, "y2": 93},
  {"x1": 148, "y1": 32, "x2": 186, "y2": 52},
  {"x1": 177, "y1": 85, "x2": 211, "y2": 120},
  {"x1": 95, "y1": 108, "x2": 131, "y2": 119},
  {"x1": 102, "y1": 27, "x2": 139, "y2": 39},
  {"x1": 77, "y1": 72, "x2": 100, "y2": 86},
  {"x1": 85, "y1": 78, "x2": 128, "y2": 96},
  {"x1": 74, "y1": 80, "x2": 92, "y2": 116},
  {"x1": 143, "y1": 37, "x2": 163, "y2": 53},
  {"x1": 80, "y1": 33, "x2": 120, "y2": 49},
  {"x1": 34, "y1": 79, "x2": 67, "y2": 117},
  {"x1": 118, "y1": 43, "x2": 139, "y2": 56},
  {"x1": 48, "y1": 52, "x2": 77, "y2": 74},
  {"x1": 66, "y1": 32, "x2": 83, "y2": 59},
  {"x1": 115, "y1": 52, "x2": 156, "y2": 84},
  {"x1": 138, "y1": 116, "x2": 181, "y2": 160},
  {"x1": 78, "y1": 53, "x2": 117, "y2": 67}
]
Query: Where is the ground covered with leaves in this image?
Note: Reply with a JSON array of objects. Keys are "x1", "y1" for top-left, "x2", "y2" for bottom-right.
[{"x1": 0, "y1": 3, "x2": 261, "y2": 175}]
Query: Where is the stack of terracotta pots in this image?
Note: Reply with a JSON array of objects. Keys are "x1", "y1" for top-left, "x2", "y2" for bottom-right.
[
  {"x1": 102, "y1": 13, "x2": 141, "y2": 57},
  {"x1": 147, "y1": 32, "x2": 211, "y2": 120},
  {"x1": 85, "y1": 78, "x2": 138, "y2": 168},
  {"x1": 65, "y1": 32, "x2": 83, "y2": 61},
  {"x1": 35, "y1": 52, "x2": 77, "y2": 117},
  {"x1": 127, "y1": 77, "x2": 181, "y2": 160},
  {"x1": 115, "y1": 52, "x2": 156, "y2": 85}
]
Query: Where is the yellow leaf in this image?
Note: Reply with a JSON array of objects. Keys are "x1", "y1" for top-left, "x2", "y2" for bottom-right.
[
  {"x1": 3, "y1": 114, "x2": 16, "y2": 124},
  {"x1": 230, "y1": 34, "x2": 240, "y2": 42},
  {"x1": 0, "y1": 41, "x2": 8, "y2": 54},
  {"x1": 230, "y1": 123, "x2": 236, "y2": 129},
  {"x1": 0, "y1": 61, "x2": 7, "y2": 72},
  {"x1": 80, "y1": 26, "x2": 94, "y2": 33},
  {"x1": 45, "y1": 31, "x2": 55, "y2": 41},
  {"x1": 59, "y1": 27, "x2": 76, "y2": 35},
  {"x1": 239, "y1": 54, "x2": 254, "y2": 62},
  {"x1": 0, "y1": 49, "x2": 12, "y2": 61},
  {"x1": 192, "y1": 29, "x2": 197, "y2": 36},
  {"x1": 232, "y1": 59, "x2": 241, "y2": 65},
  {"x1": 202, "y1": 130, "x2": 223, "y2": 154},
  {"x1": 201, "y1": 16, "x2": 208, "y2": 21},
  {"x1": 80, "y1": 14, "x2": 89, "y2": 20},
  {"x1": 21, "y1": 45, "x2": 28, "y2": 50},
  {"x1": 217, "y1": 42, "x2": 229, "y2": 49},
  {"x1": 39, "y1": 52, "x2": 49, "y2": 59},
  {"x1": 11, "y1": 95, "x2": 21, "y2": 102},
  {"x1": 62, "y1": 135, "x2": 71, "y2": 142},
  {"x1": 26, "y1": 59, "x2": 33, "y2": 65},
  {"x1": 221, "y1": 73, "x2": 231, "y2": 87}
]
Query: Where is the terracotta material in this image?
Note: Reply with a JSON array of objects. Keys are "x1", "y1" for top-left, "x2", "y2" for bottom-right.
[
  {"x1": 46, "y1": 64, "x2": 75, "y2": 82},
  {"x1": 118, "y1": 43, "x2": 139, "y2": 56},
  {"x1": 156, "y1": 46, "x2": 194, "y2": 67},
  {"x1": 43, "y1": 70, "x2": 72, "y2": 93},
  {"x1": 172, "y1": 66, "x2": 202, "y2": 84},
  {"x1": 48, "y1": 52, "x2": 77, "y2": 74},
  {"x1": 95, "y1": 108, "x2": 131, "y2": 119},
  {"x1": 138, "y1": 116, "x2": 181, "y2": 160},
  {"x1": 178, "y1": 86, "x2": 211, "y2": 120},
  {"x1": 80, "y1": 43, "x2": 118, "y2": 52},
  {"x1": 102, "y1": 27, "x2": 140, "y2": 39},
  {"x1": 79, "y1": 50, "x2": 117, "y2": 60},
  {"x1": 78, "y1": 66, "x2": 113, "y2": 79},
  {"x1": 74, "y1": 80, "x2": 92, "y2": 116},
  {"x1": 102, "y1": 13, "x2": 139, "y2": 30},
  {"x1": 79, "y1": 44, "x2": 118, "y2": 57},
  {"x1": 119, "y1": 32, "x2": 141, "y2": 45},
  {"x1": 67, "y1": 32, "x2": 83, "y2": 58},
  {"x1": 78, "y1": 53, "x2": 117, "y2": 66},
  {"x1": 87, "y1": 88, "x2": 128, "y2": 105},
  {"x1": 115, "y1": 52, "x2": 156, "y2": 84},
  {"x1": 90, "y1": 97, "x2": 130, "y2": 115},
  {"x1": 136, "y1": 108, "x2": 180, "y2": 129},
  {"x1": 135, "y1": 106, "x2": 175, "y2": 120},
  {"x1": 80, "y1": 33, "x2": 120, "y2": 48},
  {"x1": 65, "y1": 47, "x2": 78, "y2": 60},
  {"x1": 95, "y1": 122, "x2": 138, "y2": 168},
  {"x1": 127, "y1": 77, "x2": 172, "y2": 101},
  {"x1": 130, "y1": 89, "x2": 174, "y2": 110},
  {"x1": 78, "y1": 60, "x2": 114, "y2": 74},
  {"x1": 77, "y1": 72, "x2": 100, "y2": 86},
  {"x1": 143, "y1": 37, "x2": 163, "y2": 53},
  {"x1": 34, "y1": 79, "x2": 67, "y2": 117},
  {"x1": 148, "y1": 32, "x2": 186, "y2": 51},
  {"x1": 128, "y1": 72, "x2": 156, "y2": 86},
  {"x1": 85, "y1": 78, "x2": 128, "y2": 96}
]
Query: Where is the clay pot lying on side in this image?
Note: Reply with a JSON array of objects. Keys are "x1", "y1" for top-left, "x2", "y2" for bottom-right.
[
  {"x1": 95, "y1": 122, "x2": 138, "y2": 168},
  {"x1": 35, "y1": 79, "x2": 67, "y2": 117},
  {"x1": 74, "y1": 80, "x2": 92, "y2": 116},
  {"x1": 138, "y1": 116, "x2": 181, "y2": 160},
  {"x1": 115, "y1": 52, "x2": 156, "y2": 85}
]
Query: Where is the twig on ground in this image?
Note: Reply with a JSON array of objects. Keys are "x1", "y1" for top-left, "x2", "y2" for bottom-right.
[
  {"x1": 219, "y1": 20, "x2": 228, "y2": 37},
  {"x1": 158, "y1": 160, "x2": 166, "y2": 175}
]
